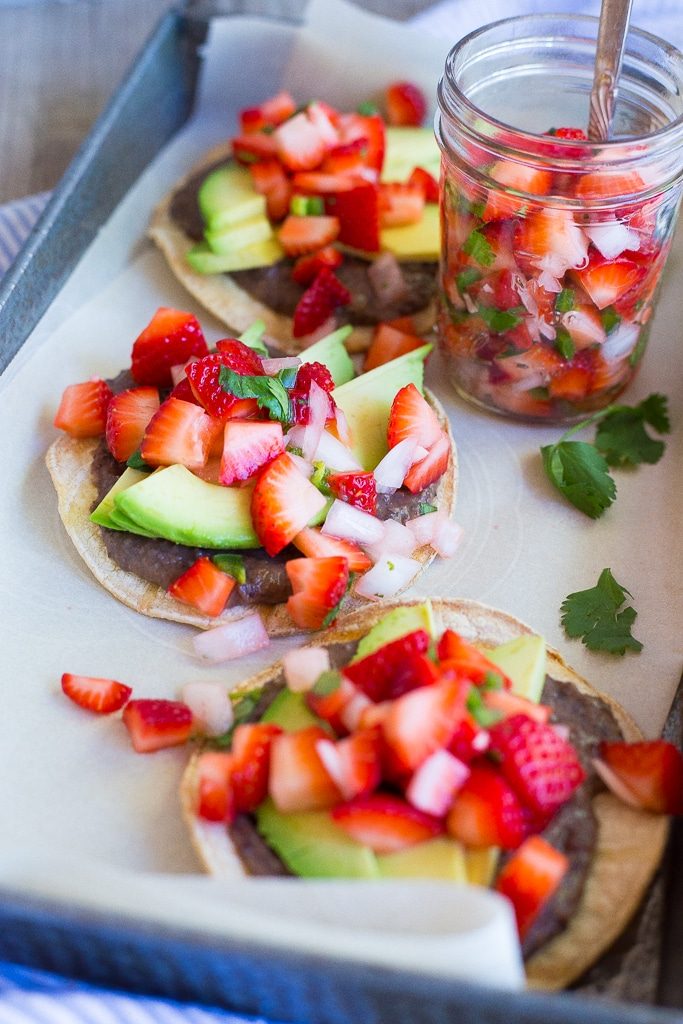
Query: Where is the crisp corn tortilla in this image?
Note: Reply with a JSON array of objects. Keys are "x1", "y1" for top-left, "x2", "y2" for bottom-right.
[{"x1": 180, "y1": 597, "x2": 668, "y2": 991}]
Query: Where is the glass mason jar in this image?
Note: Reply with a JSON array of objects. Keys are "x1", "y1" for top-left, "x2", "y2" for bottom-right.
[{"x1": 435, "y1": 15, "x2": 683, "y2": 421}]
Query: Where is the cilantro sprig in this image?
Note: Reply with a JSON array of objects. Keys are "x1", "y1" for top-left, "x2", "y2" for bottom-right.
[
  {"x1": 541, "y1": 393, "x2": 669, "y2": 518},
  {"x1": 561, "y1": 568, "x2": 643, "y2": 655},
  {"x1": 219, "y1": 367, "x2": 292, "y2": 423}
]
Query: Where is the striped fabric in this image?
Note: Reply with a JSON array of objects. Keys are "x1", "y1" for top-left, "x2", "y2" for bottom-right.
[{"x1": 0, "y1": 191, "x2": 50, "y2": 278}]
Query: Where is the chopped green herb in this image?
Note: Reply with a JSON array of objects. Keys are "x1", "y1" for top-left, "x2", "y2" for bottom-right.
[
  {"x1": 477, "y1": 304, "x2": 523, "y2": 334},
  {"x1": 211, "y1": 553, "x2": 247, "y2": 584},
  {"x1": 357, "y1": 101, "x2": 378, "y2": 116},
  {"x1": 462, "y1": 229, "x2": 495, "y2": 267},
  {"x1": 211, "y1": 689, "x2": 263, "y2": 747},
  {"x1": 126, "y1": 450, "x2": 153, "y2": 471},
  {"x1": 290, "y1": 195, "x2": 324, "y2": 216},
  {"x1": 529, "y1": 386, "x2": 551, "y2": 400},
  {"x1": 219, "y1": 367, "x2": 292, "y2": 423},
  {"x1": 455, "y1": 267, "x2": 482, "y2": 293},
  {"x1": 466, "y1": 687, "x2": 503, "y2": 727},
  {"x1": 322, "y1": 572, "x2": 356, "y2": 628},
  {"x1": 313, "y1": 669, "x2": 342, "y2": 696},
  {"x1": 561, "y1": 568, "x2": 643, "y2": 655},
  {"x1": 481, "y1": 670, "x2": 504, "y2": 691},
  {"x1": 555, "y1": 288, "x2": 575, "y2": 313},
  {"x1": 311, "y1": 460, "x2": 331, "y2": 495},
  {"x1": 387, "y1": 560, "x2": 395, "y2": 571},
  {"x1": 600, "y1": 306, "x2": 621, "y2": 335},
  {"x1": 276, "y1": 366, "x2": 299, "y2": 390},
  {"x1": 554, "y1": 326, "x2": 576, "y2": 360},
  {"x1": 418, "y1": 502, "x2": 437, "y2": 515}
]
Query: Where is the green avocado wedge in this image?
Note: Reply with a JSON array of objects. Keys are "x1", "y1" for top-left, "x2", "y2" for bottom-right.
[
  {"x1": 90, "y1": 467, "x2": 151, "y2": 534},
  {"x1": 352, "y1": 600, "x2": 436, "y2": 661},
  {"x1": 299, "y1": 326, "x2": 355, "y2": 386}
]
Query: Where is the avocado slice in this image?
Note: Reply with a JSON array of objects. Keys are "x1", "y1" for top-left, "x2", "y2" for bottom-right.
[
  {"x1": 261, "y1": 689, "x2": 325, "y2": 733},
  {"x1": 205, "y1": 215, "x2": 275, "y2": 256},
  {"x1": 352, "y1": 600, "x2": 436, "y2": 662},
  {"x1": 381, "y1": 204, "x2": 440, "y2": 262},
  {"x1": 332, "y1": 344, "x2": 432, "y2": 470},
  {"x1": 377, "y1": 837, "x2": 467, "y2": 880},
  {"x1": 464, "y1": 846, "x2": 500, "y2": 887},
  {"x1": 114, "y1": 465, "x2": 260, "y2": 549},
  {"x1": 382, "y1": 127, "x2": 441, "y2": 184},
  {"x1": 187, "y1": 237, "x2": 284, "y2": 275},
  {"x1": 299, "y1": 326, "x2": 355, "y2": 386},
  {"x1": 198, "y1": 164, "x2": 267, "y2": 231},
  {"x1": 90, "y1": 467, "x2": 150, "y2": 532},
  {"x1": 485, "y1": 635, "x2": 547, "y2": 704}
]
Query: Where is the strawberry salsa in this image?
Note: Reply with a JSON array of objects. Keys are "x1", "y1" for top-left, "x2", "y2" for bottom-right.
[{"x1": 438, "y1": 127, "x2": 678, "y2": 420}]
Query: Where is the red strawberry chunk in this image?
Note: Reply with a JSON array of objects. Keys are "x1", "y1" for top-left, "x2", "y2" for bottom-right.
[
  {"x1": 140, "y1": 397, "x2": 213, "y2": 470},
  {"x1": 551, "y1": 126, "x2": 588, "y2": 140},
  {"x1": 343, "y1": 629, "x2": 431, "y2": 702},
  {"x1": 290, "y1": 360, "x2": 336, "y2": 424},
  {"x1": 292, "y1": 268, "x2": 351, "y2": 339},
  {"x1": 278, "y1": 215, "x2": 341, "y2": 257},
  {"x1": 574, "y1": 170, "x2": 645, "y2": 201},
  {"x1": 293, "y1": 527, "x2": 372, "y2": 574},
  {"x1": 292, "y1": 246, "x2": 344, "y2": 286},
  {"x1": 168, "y1": 556, "x2": 235, "y2": 617},
  {"x1": 437, "y1": 630, "x2": 511, "y2": 687},
  {"x1": 448, "y1": 718, "x2": 491, "y2": 762},
  {"x1": 403, "y1": 432, "x2": 450, "y2": 494},
  {"x1": 105, "y1": 386, "x2": 160, "y2": 462},
  {"x1": 446, "y1": 763, "x2": 527, "y2": 849},
  {"x1": 364, "y1": 323, "x2": 425, "y2": 372},
  {"x1": 286, "y1": 556, "x2": 350, "y2": 630},
  {"x1": 269, "y1": 726, "x2": 341, "y2": 812},
  {"x1": 274, "y1": 111, "x2": 328, "y2": 172},
  {"x1": 230, "y1": 722, "x2": 282, "y2": 814},
  {"x1": 130, "y1": 308, "x2": 208, "y2": 387},
  {"x1": 187, "y1": 342, "x2": 263, "y2": 421},
  {"x1": 306, "y1": 673, "x2": 358, "y2": 735},
  {"x1": 122, "y1": 698, "x2": 194, "y2": 753},
  {"x1": 61, "y1": 673, "x2": 132, "y2": 714},
  {"x1": 332, "y1": 794, "x2": 442, "y2": 852},
  {"x1": 574, "y1": 254, "x2": 645, "y2": 310},
  {"x1": 407, "y1": 166, "x2": 439, "y2": 203},
  {"x1": 322, "y1": 137, "x2": 369, "y2": 175},
  {"x1": 249, "y1": 160, "x2": 292, "y2": 222},
  {"x1": 336, "y1": 112, "x2": 385, "y2": 173},
  {"x1": 387, "y1": 383, "x2": 442, "y2": 450},
  {"x1": 54, "y1": 379, "x2": 113, "y2": 438},
  {"x1": 495, "y1": 835, "x2": 569, "y2": 939},
  {"x1": 385, "y1": 82, "x2": 427, "y2": 127},
  {"x1": 239, "y1": 91, "x2": 296, "y2": 132},
  {"x1": 251, "y1": 452, "x2": 328, "y2": 556},
  {"x1": 597, "y1": 740, "x2": 683, "y2": 815},
  {"x1": 194, "y1": 751, "x2": 235, "y2": 822},
  {"x1": 489, "y1": 714, "x2": 585, "y2": 819},
  {"x1": 379, "y1": 182, "x2": 425, "y2": 228},
  {"x1": 514, "y1": 207, "x2": 588, "y2": 278},
  {"x1": 169, "y1": 377, "x2": 201, "y2": 405},
  {"x1": 232, "y1": 133, "x2": 278, "y2": 164},
  {"x1": 484, "y1": 689, "x2": 551, "y2": 725},
  {"x1": 327, "y1": 471, "x2": 377, "y2": 515},
  {"x1": 481, "y1": 161, "x2": 552, "y2": 222},
  {"x1": 316, "y1": 728, "x2": 382, "y2": 800},
  {"x1": 292, "y1": 171, "x2": 359, "y2": 195},
  {"x1": 382, "y1": 676, "x2": 469, "y2": 773},
  {"x1": 219, "y1": 420, "x2": 284, "y2": 485},
  {"x1": 406, "y1": 748, "x2": 470, "y2": 818},
  {"x1": 324, "y1": 181, "x2": 381, "y2": 253}
]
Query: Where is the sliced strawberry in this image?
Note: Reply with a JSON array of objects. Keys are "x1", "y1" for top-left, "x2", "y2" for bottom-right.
[
  {"x1": 336, "y1": 112, "x2": 385, "y2": 173},
  {"x1": 293, "y1": 527, "x2": 372, "y2": 574},
  {"x1": 322, "y1": 137, "x2": 369, "y2": 175},
  {"x1": 343, "y1": 629, "x2": 432, "y2": 702},
  {"x1": 186, "y1": 342, "x2": 263, "y2": 421},
  {"x1": 406, "y1": 748, "x2": 470, "y2": 818},
  {"x1": 219, "y1": 420, "x2": 284, "y2": 485},
  {"x1": 574, "y1": 170, "x2": 645, "y2": 202},
  {"x1": 484, "y1": 689, "x2": 551, "y2": 724},
  {"x1": 54, "y1": 379, "x2": 113, "y2": 438},
  {"x1": 495, "y1": 835, "x2": 569, "y2": 939},
  {"x1": 292, "y1": 171, "x2": 359, "y2": 195},
  {"x1": 379, "y1": 182, "x2": 425, "y2": 228},
  {"x1": 232, "y1": 133, "x2": 278, "y2": 164},
  {"x1": 385, "y1": 82, "x2": 427, "y2": 127},
  {"x1": 382, "y1": 677, "x2": 469, "y2": 773},
  {"x1": 407, "y1": 166, "x2": 439, "y2": 203},
  {"x1": 105, "y1": 386, "x2": 160, "y2": 462},
  {"x1": 387, "y1": 383, "x2": 442, "y2": 451},
  {"x1": 551, "y1": 126, "x2": 587, "y2": 140},
  {"x1": 239, "y1": 91, "x2": 296, "y2": 132},
  {"x1": 122, "y1": 699, "x2": 194, "y2": 753},
  {"x1": 547, "y1": 363, "x2": 593, "y2": 402},
  {"x1": 316, "y1": 728, "x2": 382, "y2": 800},
  {"x1": 489, "y1": 714, "x2": 585, "y2": 820},
  {"x1": 269, "y1": 726, "x2": 341, "y2": 812},
  {"x1": 169, "y1": 376, "x2": 201, "y2": 405},
  {"x1": 403, "y1": 432, "x2": 450, "y2": 494},
  {"x1": 248, "y1": 159, "x2": 292, "y2": 222},
  {"x1": 214, "y1": 338, "x2": 265, "y2": 374},
  {"x1": 61, "y1": 673, "x2": 132, "y2": 714},
  {"x1": 514, "y1": 207, "x2": 588, "y2": 279},
  {"x1": 481, "y1": 162, "x2": 552, "y2": 222},
  {"x1": 286, "y1": 556, "x2": 350, "y2": 629},
  {"x1": 273, "y1": 111, "x2": 328, "y2": 172},
  {"x1": 130, "y1": 308, "x2": 208, "y2": 387},
  {"x1": 193, "y1": 751, "x2": 235, "y2": 823},
  {"x1": 292, "y1": 267, "x2": 351, "y2": 338},
  {"x1": 167, "y1": 556, "x2": 235, "y2": 617},
  {"x1": 573, "y1": 254, "x2": 645, "y2": 310},
  {"x1": 324, "y1": 181, "x2": 381, "y2": 253},
  {"x1": 230, "y1": 722, "x2": 282, "y2": 813},
  {"x1": 292, "y1": 245, "x2": 344, "y2": 285},
  {"x1": 597, "y1": 740, "x2": 683, "y2": 815},
  {"x1": 306, "y1": 673, "x2": 358, "y2": 735},
  {"x1": 278, "y1": 215, "x2": 340, "y2": 257},
  {"x1": 327, "y1": 471, "x2": 377, "y2": 515},
  {"x1": 560, "y1": 305, "x2": 607, "y2": 349},
  {"x1": 251, "y1": 452, "x2": 328, "y2": 556},
  {"x1": 289, "y1": 360, "x2": 336, "y2": 424},
  {"x1": 364, "y1": 323, "x2": 425, "y2": 372},
  {"x1": 437, "y1": 630, "x2": 511, "y2": 687},
  {"x1": 140, "y1": 397, "x2": 212, "y2": 470},
  {"x1": 332, "y1": 794, "x2": 442, "y2": 852},
  {"x1": 446, "y1": 763, "x2": 527, "y2": 849}
]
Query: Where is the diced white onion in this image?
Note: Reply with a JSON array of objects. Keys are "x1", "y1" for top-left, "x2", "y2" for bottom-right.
[
  {"x1": 322, "y1": 499, "x2": 386, "y2": 545},
  {"x1": 288, "y1": 453, "x2": 314, "y2": 478},
  {"x1": 301, "y1": 380, "x2": 330, "y2": 462},
  {"x1": 373, "y1": 437, "x2": 418, "y2": 494},
  {"x1": 538, "y1": 320, "x2": 556, "y2": 341},
  {"x1": 315, "y1": 431, "x2": 363, "y2": 472},
  {"x1": 192, "y1": 613, "x2": 270, "y2": 662},
  {"x1": 537, "y1": 269, "x2": 562, "y2": 293},
  {"x1": 432, "y1": 517, "x2": 464, "y2": 558},
  {"x1": 315, "y1": 739, "x2": 348, "y2": 796},
  {"x1": 170, "y1": 363, "x2": 188, "y2": 386},
  {"x1": 339, "y1": 689, "x2": 373, "y2": 732},
  {"x1": 262, "y1": 356, "x2": 301, "y2": 375},
  {"x1": 334, "y1": 406, "x2": 351, "y2": 446},
  {"x1": 463, "y1": 292, "x2": 478, "y2": 314},
  {"x1": 406, "y1": 749, "x2": 470, "y2": 817},
  {"x1": 586, "y1": 219, "x2": 641, "y2": 260},
  {"x1": 367, "y1": 252, "x2": 408, "y2": 305},
  {"x1": 353, "y1": 555, "x2": 421, "y2": 599},
  {"x1": 282, "y1": 647, "x2": 331, "y2": 693},
  {"x1": 406, "y1": 511, "x2": 439, "y2": 547},
  {"x1": 181, "y1": 681, "x2": 234, "y2": 737},
  {"x1": 366, "y1": 519, "x2": 418, "y2": 561},
  {"x1": 601, "y1": 321, "x2": 640, "y2": 362}
]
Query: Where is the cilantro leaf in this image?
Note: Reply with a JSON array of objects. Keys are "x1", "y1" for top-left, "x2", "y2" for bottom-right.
[
  {"x1": 477, "y1": 304, "x2": 523, "y2": 334},
  {"x1": 600, "y1": 307, "x2": 621, "y2": 335},
  {"x1": 210, "y1": 688, "x2": 264, "y2": 747},
  {"x1": 126, "y1": 449, "x2": 153, "y2": 471},
  {"x1": 419, "y1": 502, "x2": 437, "y2": 515},
  {"x1": 462, "y1": 229, "x2": 495, "y2": 267},
  {"x1": 541, "y1": 440, "x2": 616, "y2": 518},
  {"x1": 456, "y1": 267, "x2": 482, "y2": 293},
  {"x1": 554, "y1": 326, "x2": 575, "y2": 360},
  {"x1": 594, "y1": 393, "x2": 670, "y2": 467},
  {"x1": 466, "y1": 686, "x2": 503, "y2": 727},
  {"x1": 219, "y1": 367, "x2": 292, "y2": 423},
  {"x1": 555, "y1": 288, "x2": 575, "y2": 313},
  {"x1": 561, "y1": 568, "x2": 643, "y2": 654}
]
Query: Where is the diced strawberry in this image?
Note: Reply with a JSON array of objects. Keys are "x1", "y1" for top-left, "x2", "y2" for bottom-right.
[
  {"x1": 481, "y1": 162, "x2": 552, "y2": 222},
  {"x1": 239, "y1": 107, "x2": 269, "y2": 134},
  {"x1": 54, "y1": 379, "x2": 113, "y2": 439},
  {"x1": 382, "y1": 677, "x2": 469, "y2": 773},
  {"x1": 292, "y1": 172, "x2": 359, "y2": 195},
  {"x1": 278, "y1": 215, "x2": 340, "y2": 257},
  {"x1": 379, "y1": 182, "x2": 425, "y2": 228},
  {"x1": 286, "y1": 556, "x2": 350, "y2": 629},
  {"x1": 364, "y1": 323, "x2": 425, "y2": 372},
  {"x1": 292, "y1": 245, "x2": 344, "y2": 285},
  {"x1": 140, "y1": 397, "x2": 212, "y2": 470},
  {"x1": 448, "y1": 718, "x2": 490, "y2": 762},
  {"x1": 403, "y1": 433, "x2": 450, "y2": 494},
  {"x1": 332, "y1": 794, "x2": 442, "y2": 852},
  {"x1": 214, "y1": 338, "x2": 266, "y2": 375},
  {"x1": 232, "y1": 133, "x2": 279, "y2": 164},
  {"x1": 316, "y1": 728, "x2": 382, "y2": 800},
  {"x1": 169, "y1": 376, "x2": 201, "y2": 405},
  {"x1": 322, "y1": 137, "x2": 369, "y2": 175},
  {"x1": 387, "y1": 383, "x2": 442, "y2": 450},
  {"x1": 489, "y1": 714, "x2": 585, "y2": 820},
  {"x1": 293, "y1": 527, "x2": 372, "y2": 574},
  {"x1": 327, "y1": 471, "x2": 377, "y2": 515},
  {"x1": 495, "y1": 835, "x2": 569, "y2": 939},
  {"x1": 248, "y1": 160, "x2": 292, "y2": 222},
  {"x1": 574, "y1": 170, "x2": 645, "y2": 202},
  {"x1": 406, "y1": 748, "x2": 470, "y2": 817},
  {"x1": 437, "y1": 630, "x2": 511, "y2": 687},
  {"x1": 105, "y1": 386, "x2": 160, "y2": 462},
  {"x1": 269, "y1": 726, "x2": 341, "y2": 812},
  {"x1": 292, "y1": 267, "x2": 351, "y2": 338},
  {"x1": 597, "y1": 740, "x2": 683, "y2": 815},
  {"x1": 324, "y1": 181, "x2": 381, "y2": 253},
  {"x1": 446, "y1": 763, "x2": 527, "y2": 849},
  {"x1": 514, "y1": 207, "x2": 588, "y2": 279},
  {"x1": 306, "y1": 101, "x2": 340, "y2": 146},
  {"x1": 484, "y1": 689, "x2": 551, "y2": 724},
  {"x1": 130, "y1": 308, "x2": 208, "y2": 387},
  {"x1": 306, "y1": 673, "x2": 358, "y2": 735},
  {"x1": 551, "y1": 126, "x2": 587, "y2": 140},
  {"x1": 122, "y1": 698, "x2": 194, "y2": 753},
  {"x1": 560, "y1": 305, "x2": 606, "y2": 349},
  {"x1": 289, "y1": 360, "x2": 336, "y2": 424},
  {"x1": 336, "y1": 112, "x2": 385, "y2": 173},
  {"x1": 193, "y1": 751, "x2": 235, "y2": 823},
  {"x1": 273, "y1": 111, "x2": 328, "y2": 172},
  {"x1": 385, "y1": 81, "x2": 427, "y2": 127},
  {"x1": 61, "y1": 673, "x2": 132, "y2": 714},
  {"x1": 547, "y1": 363, "x2": 593, "y2": 402},
  {"x1": 219, "y1": 420, "x2": 284, "y2": 485},
  {"x1": 186, "y1": 342, "x2": 263, "y2": 421},
  {"x1": 407, "y1": 166, "x2": 439, "y2": 203},
  {"x1": 343, "y1": 629, "x2": 431, "y2": 702},
  {"x1": 573, "y1": 253, "x2": 646, "y2": 310},
  {"x1": 230, "y1": 722, "x2": 282, "y2": 813},
  {"x1": 167, "y1": 556, "x2": 235, "y2": 617},
  {"x1": 251, "y1": 452, "x2": 328, "y2": 556}
]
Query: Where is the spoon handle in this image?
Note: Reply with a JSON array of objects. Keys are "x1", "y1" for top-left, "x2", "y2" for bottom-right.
[{"x1": 588, "y1": 0, "x2": 634, "y2": 141}]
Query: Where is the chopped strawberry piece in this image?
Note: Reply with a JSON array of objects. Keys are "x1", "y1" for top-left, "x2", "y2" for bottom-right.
[
  {"x1": 406, "y1": 748, "x2": 470, "y2": 818},
  {"x1": 122, "y1": 698, "x2": 194, "y2": 753},
  {"x1": 251, "y1": 452, "x2": 328, "y2": 556},
  {"x1": 343, "y1": 629, "x2": 432, "y2": 702},
  {"x1": 140, "y1": 397, "x2": 213, "y2": 470},
  {"x1": 273, "y1": 111, "x2": 328, "y2": 172},
  {"x1": 306, "y1": 673, "x2": 358, "y2": 735},
  {"x1": 382, "y1": 677, "x2": 469, "y2": 773},
  {"x1": 291, "y1": 246, "x2": 344, "y2": 285},
  {"x1": 385, "y1": 81, "x2": 427, "y2": 127},
  {"x1": 364, "y1": 323, "x2": 425, "y2": 372},
  {"x1": 286, "y1": 556, "x2": 350, "y2": 629},
  {"x1": 219, "y1": 420, "x2": 284, "y2": 485},
  {"x1": 403, "y1": 432, "x2": 451, "y2": 493},
  {"x1": 489, "y1": 714, "x2": 585, "y2": 820},
  {"x1": 292, "y1": 267, "x2": 351, "y2": 338},
  {"x1": 332, "y1": 794, "x2": 442, "y2": 852},
  {"x1": 169, "y1": 376, "x2": 201, "y2": 405},
  {"x1": 278, "y1": 215, "x2": 340, "y2": 257},
  {"x1": 514, "y1": 207, "x2": 588, "y2": 279},
  {"x1": 324, "y1": 181, "x2": 381, "y2": 252},
  {"x1": 495, "y1": 835, "x2": 569, "y2": 939},
  {"x1": 186, "y1": 342, "x2": 263, "y2": 421},
  {"x1": 379, "y1": 182, "x2": 425, "y2": 228},
  {"x1": 597, "y1": 740, "x2": 683, "y2": 815},
  {"x1": 130, "y1": 308, "x2": 208, "y2": 387},
  {"x1": 327, "y1": 471, "x2": 377, "y2": 515},
  {"x1": 336, "y1": 112, "x2": 385, "y2": 173},
  {"x1": 437, "y1": 630, "x2": 511, "y2": 687},
  {"x1": 249, "y1": 160, "x2": 292, "y2": 222},
  {"x1": 54, "y1": 379, "x2": 113, "y2": 438},
  {"x1": 232, "y1": 133, "x2": 278, "y2": 164},
  {"x1": 214, "y1": 338, "x2": 265, "y2": 375},
  {"x1": 322, "y1": 137, "x2": 369, "y2": 175},
  {"x1": 269, "y1": 726, "x2": 341, "y2": 812},
  {"x1": 289, "y1": 360, "x2": 336, "y2": 424},
  {"x1": 407, "y1": 166, "x2": 439, "y2": 203},
  {"x1": 551, "y1": 126, "x2": 587, "y2": 140},
  {"x1": 573, "y1": 254, "x2": 645, "y2": 310},
  {"x1": 293, "y1": 527, "x2": 372, "y2": 574},
  {"x1": 547, "y1": 364, "x2": 593, "y2": 402},
  {"x1": 447, "y1": 763, "x2": 527, "y2": 849},
  {"x1": 240, "y1": 107, "x2": 269, "y2": 134},
  {"x1": 193, "y1": 751, "x2": 235, "y2": 823},
  {"x1": 481, "y1": 162, "x2": 552, "y2": 222},
  {"x1": 292, "y1": 172, "x2": 359, "y2": 195},
  {"x1": 316, "y1": 728, "x2": 382, "y2": 800},
  {"x1": 448, "y1": 718, "x2": 490, "y2": 762},
  {"x1": 105, "y1": 386, "x2": 160, "y2": 462},
  {"x1": 168, "y1": 556, "x2": 235, "y2": 617},
  {"x1": 230, "y1": 722, "x2": 282, "y2": 813},
  {"x1": 484, "y1": 689, "x2": 551, "y2": 724},
  {"x1": 387, "y1": 383, "x2": 441, "y2": 453},
  {"x1": 61, "y1": 673, "x2": 132, "y2": 714},
  {"x1": 574, "y1": 170, "x2": 645, "y2": 201}
]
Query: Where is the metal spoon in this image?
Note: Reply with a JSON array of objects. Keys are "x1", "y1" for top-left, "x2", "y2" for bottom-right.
[{"x1": 587, "y1": 0, "x2": 634, "y2": 141}]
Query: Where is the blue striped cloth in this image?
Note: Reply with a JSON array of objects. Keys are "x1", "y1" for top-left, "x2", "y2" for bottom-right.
[{"x1": 0, "y1": 191, "x2": 50, "y2": 277}]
